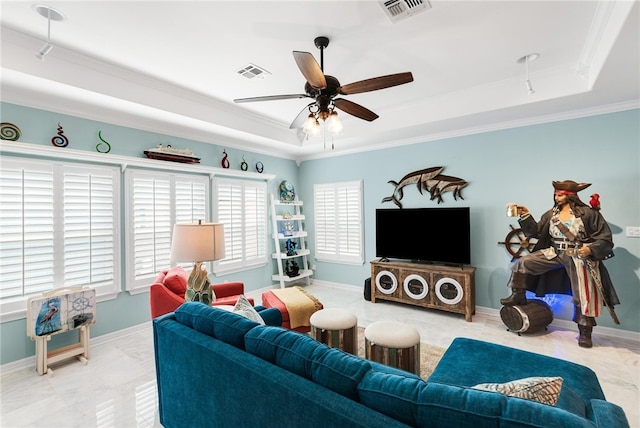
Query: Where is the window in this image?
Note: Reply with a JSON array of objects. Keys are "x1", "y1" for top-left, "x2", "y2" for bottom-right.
[
  {"x1": 125, "y1": 170, "x2": 208, "y2": 293},
  {"x1": 314, "y1": 180, "x2": 364, "y2": 265},
  {"x1": 212, "y1": 178, "x2": 267, "y2": 275},
  {"x1": 0, "y1": 158, "x2": 120, "y2": 321}
]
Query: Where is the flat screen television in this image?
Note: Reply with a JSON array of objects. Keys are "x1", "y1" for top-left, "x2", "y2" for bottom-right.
[{"x1": 375, "y1": 207, "x2": 471, "y2": 265}]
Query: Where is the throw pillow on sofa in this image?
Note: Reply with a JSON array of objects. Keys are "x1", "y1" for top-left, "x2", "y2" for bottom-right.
[
  {"x1": 472, "y1": 376, "x2": 563, "y2": 406},
  {"x1": 233, "y1": 295, "x2": 265, "y2": 325}
]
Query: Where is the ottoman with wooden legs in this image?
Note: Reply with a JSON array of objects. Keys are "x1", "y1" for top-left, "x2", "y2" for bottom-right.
[{"x1": 364, "y1": 320, "x2": 421, "y2": 375}]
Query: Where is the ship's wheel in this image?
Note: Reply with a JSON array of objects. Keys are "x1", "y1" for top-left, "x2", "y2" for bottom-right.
[{"x1": 498, "y1": 225, "x2": 538, "y2": 258}]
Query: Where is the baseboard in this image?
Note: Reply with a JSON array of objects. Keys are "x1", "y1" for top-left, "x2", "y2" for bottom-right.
[
  {"x1": 309, "y1": 279, "x2": 640, "y2": 343},
  {"x1": 1, "y1": 321, "x2": 152, "y2": 375}
]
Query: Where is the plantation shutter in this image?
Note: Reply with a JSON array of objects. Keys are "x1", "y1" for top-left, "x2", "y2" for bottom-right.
[
  {"x1": 0, "y1": 162, "x2": 55, "y2": 299},
  {"x1": 212, "y1": 178, "x2": 267, "y2": 275},
  {"x1": 63, "y1": 165, "x2": 119, "y2": 290},
  {"x1": 0, "y1": 158, "x2": 120, "y2": 320},
  {"x1": 314, "y1": 180, "x2": 364, "y2": 265},
  {"x1": 125, "y1": 170, "x2": 208, "y2": 292}
]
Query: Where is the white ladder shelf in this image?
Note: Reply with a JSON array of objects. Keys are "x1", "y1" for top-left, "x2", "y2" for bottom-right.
[{"x1": 270, "y1": 194, "x2": 313, "y2": 288}]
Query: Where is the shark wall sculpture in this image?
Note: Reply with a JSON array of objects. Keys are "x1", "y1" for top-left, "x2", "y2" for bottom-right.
[{"x1": 382, "y1": 166, "x2": 469, "y2": 208}]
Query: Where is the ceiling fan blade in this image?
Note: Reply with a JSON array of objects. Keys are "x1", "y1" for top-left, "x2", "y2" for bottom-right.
[
  {"x1": 338, "y1": 72, "x2": 414, "y2": 95},
  {"x1": 293, "y1": 51, "x2": 327, "y2": 89},
  {"x1": 234, "y1": 94, "x2": 310, "y2": 103},
  {"x1": 333, "y1": 98, "x2": 379, "y2": 122},
  {"x1": 290, "y1": 102, "x2": 316, "y2": 129}
]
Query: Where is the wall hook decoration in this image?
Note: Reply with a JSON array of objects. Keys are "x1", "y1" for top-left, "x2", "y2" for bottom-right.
[
  {"x1": 221, "y1": 150, "x2": 230, "y2": 168},
  {"x1": 51, "y1": 123, "x2": 69, "y2": 147},
  {"x1": 381, "y1": 166, "x2": 468, "y2": 207},
  {"x1": 96, "y1": 130, "x2": 112, "y2": 153}
]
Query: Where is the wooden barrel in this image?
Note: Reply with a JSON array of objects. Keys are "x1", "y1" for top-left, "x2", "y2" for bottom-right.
[{"x1": 500, "y1": 299, "x2": 553, "y2": 335}]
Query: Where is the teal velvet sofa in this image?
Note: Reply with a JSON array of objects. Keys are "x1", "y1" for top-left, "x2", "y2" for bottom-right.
[{"x1": 153, "y1": 302, "x2": 629, "y2": 428}]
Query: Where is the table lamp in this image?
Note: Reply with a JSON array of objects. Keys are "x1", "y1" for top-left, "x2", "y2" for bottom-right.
[{"x1": 170, "y1": 221, "x2": 225, "y2": 306}]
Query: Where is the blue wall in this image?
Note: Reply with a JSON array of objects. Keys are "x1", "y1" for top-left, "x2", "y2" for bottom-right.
[
  {"x1": 1, "y1": 102, "x2": 638, "y2": 365},
  {"x1": 0, "y1": 102, "x2": 301, "y2": 365},
  {"x1": 298, "y1": 109, "x2": 640, "y2": 330}
]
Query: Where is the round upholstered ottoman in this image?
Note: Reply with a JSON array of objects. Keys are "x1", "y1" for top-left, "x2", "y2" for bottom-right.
[
  {"x1": 365, "y1": 321, "x2": 420, "y2": 375},
  {"x1": 310, "y1": 308, "x2": 358, "y2": 355}
]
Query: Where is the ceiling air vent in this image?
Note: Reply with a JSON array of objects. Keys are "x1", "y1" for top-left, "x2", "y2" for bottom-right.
[
  {"x1": 379, "y1": 0, "x2": 431, "y2": 23},
  {"x1": 236, "y1": 63, "x2": 271, "y2": 80}
]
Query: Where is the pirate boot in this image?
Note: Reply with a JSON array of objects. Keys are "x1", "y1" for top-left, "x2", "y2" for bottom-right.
[
  {"x1": 574, "y1": 306, "x2": 597, "y2": 348},
  {"x1": 500, "y1": 272, "x2": 528, "y2": 306}
]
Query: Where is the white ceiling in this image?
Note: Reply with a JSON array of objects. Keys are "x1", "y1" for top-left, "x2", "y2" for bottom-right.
[{"x1": 1, "y1": 1, "x2": 639, "y2": 161}]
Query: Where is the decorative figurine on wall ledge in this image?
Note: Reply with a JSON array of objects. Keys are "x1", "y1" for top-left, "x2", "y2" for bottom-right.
[
  {"x1": 221, "y1": 149, "x2": 230, "y2": 168},
  {"x1": 381, "y1": 166, "x2": 469, "y2": 207},
  {"x1": 0, "y1": 122, "x2": 21, "y2": 141},
  {"x1": 285, "y1": 260, "x2": 300, "y2": 277},
  {"x1": 96, "y1": 130, "x2": 112, "y2": 153},
  {"x1": 285, "y1": 239, "x2": 298, "y2": 256},
  {"x1": 144, "y1": 144, "x2": 200, "y2": 163},
  {"x1": 51, "y1": 123, "x2": 69, "y2": 147},
  {"x1": 256, "y1": 161, "x2": 264, "y2": 173},
  {"x1": 240, "y1": 155, "x2": 248, "y2": 171}
]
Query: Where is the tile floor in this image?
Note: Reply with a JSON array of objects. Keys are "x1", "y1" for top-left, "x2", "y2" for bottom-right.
[{"x1": 1, "y1": 283, "x2": 638, "y2": 428}]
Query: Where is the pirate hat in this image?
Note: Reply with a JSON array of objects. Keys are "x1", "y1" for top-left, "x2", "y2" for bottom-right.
[{"x1": 552, "y1": 180, "x2": 591, "y2": 194}]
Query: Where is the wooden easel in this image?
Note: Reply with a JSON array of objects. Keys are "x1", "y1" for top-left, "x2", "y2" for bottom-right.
[{"x1": 27, "y1": 287, "x2": 96, "y2": 376}]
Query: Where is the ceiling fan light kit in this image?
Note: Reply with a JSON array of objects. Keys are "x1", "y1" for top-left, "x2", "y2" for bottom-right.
[
  {"x1": 32, "y1": 4, "x2": 65, "y2": 61},
  {"x1": 234, "y1": 36, "x2": 414, "y2": 142}
]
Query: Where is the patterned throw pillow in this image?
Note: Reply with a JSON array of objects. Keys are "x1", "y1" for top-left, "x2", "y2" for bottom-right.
[
  {"x1": 472, "y1": 376, "x2": 563, "y2": 406},
  {"x1": 233, "y1": 295, "x2": 265, "y2": 325}
]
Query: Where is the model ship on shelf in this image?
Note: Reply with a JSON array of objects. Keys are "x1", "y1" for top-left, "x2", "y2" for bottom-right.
[{"x1": 144, "y1": 144, "x2": 201, "y2": 163}]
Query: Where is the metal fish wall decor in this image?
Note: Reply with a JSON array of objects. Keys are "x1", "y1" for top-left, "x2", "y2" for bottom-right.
[{"x1": 382, "y1": 166, "x2": 469, "y2": 208}]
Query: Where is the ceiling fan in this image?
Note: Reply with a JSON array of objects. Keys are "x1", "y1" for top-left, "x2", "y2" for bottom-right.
[{"x1": 233, "y1": 36, "x2": 414, "y2": 130}]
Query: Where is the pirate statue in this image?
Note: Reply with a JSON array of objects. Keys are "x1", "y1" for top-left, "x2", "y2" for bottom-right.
[{"x1": 500, "y1": 180, "x2": 620, "y2": 348}]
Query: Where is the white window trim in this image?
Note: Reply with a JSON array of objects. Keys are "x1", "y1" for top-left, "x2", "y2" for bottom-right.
[{"x1": 314, "y1": 180, "x2": 364, "y2": 265}]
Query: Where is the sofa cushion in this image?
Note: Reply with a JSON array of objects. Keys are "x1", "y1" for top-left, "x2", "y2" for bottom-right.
[
  {"x1": 310, "y1": 348, "x2": 372, "y2": 401},
  {"x1": 164, "y1": 266, "x2": 187, "y2": 296},
  {"x1": 472, "y1": 376, "x2": 563, "y2": 406},
  {"x1": 244, "y1": 326, "x2": 373, "y2": 401},
  {"x1": 558, "y1": 385, "x2": 588, "y2": 419},
  {"x1": 589, "y1": 399, "x2": 631, "y2": 428},
  {"x1": 245, "y1": 325, "x2": 327, "y2": 379},
  {"x1": 174, "y1": 301, "x2": 259, "y2": 349},
  {"x1": 358, "y1": 371, "x2": 595, "y2": 428}
]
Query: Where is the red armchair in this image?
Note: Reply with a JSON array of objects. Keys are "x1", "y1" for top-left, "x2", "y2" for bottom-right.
[{"x1": 149, "y1": 266, "x2": 254, "y2": 318}]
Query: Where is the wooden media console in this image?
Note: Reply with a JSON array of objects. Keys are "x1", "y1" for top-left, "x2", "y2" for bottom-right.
[{"x1": 370, "y1": 259, "x2": 476, "y2": 322}]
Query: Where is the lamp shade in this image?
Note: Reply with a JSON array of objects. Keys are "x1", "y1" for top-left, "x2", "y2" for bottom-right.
[{"x1": 170, "y1": 222, "x2": 225, "y2": 263}]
